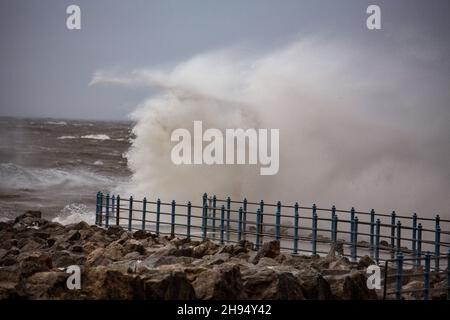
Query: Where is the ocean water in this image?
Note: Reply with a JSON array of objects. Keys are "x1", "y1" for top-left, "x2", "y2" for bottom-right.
[{"x1": 0, "y1": 117, "x2": 132, "y2": 223}]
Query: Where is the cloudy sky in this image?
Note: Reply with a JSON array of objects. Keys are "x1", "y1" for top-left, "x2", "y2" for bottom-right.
[{"x1": 0, "y1": 0, "x2": 448, "y2": 120}]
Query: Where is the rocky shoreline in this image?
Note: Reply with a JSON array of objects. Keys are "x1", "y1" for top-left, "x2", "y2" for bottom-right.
[{"x1": 0, "y1": 211, "x2": 445, "y2": 300}]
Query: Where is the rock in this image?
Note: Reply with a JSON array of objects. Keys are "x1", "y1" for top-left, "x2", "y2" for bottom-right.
[
  {"x1": 67, "y1": 231, "x2": 81, "y2": 241},
  {"x1": 192, "y1": 240, "x2": 220, "y2": 258},
  {"x1": 252, "y1": 240, "x2": 280, "y2": 264},
  {"x1": 21, "y1": 271, "x2": 69, "y2": 299},
  {"x1": 192, "y1": 264, "x2": 246, "y2": 300},
  {"x1": 143, "y1": 270, "x2": 196, "y2": 299},
  {"x1": 106, "y1": 225, "x2": 124, "y2": 237},
  {"x1": 300, "y1": 274, "x2": 332, "y2": 300},
  {"x1": 243, "y1": 268, "x2": 305, "y2": 300},
  {"x1": 82, "y1": 267, "x2": 145, "y2": 299},
  {"x1": 18, "y1": 252, "x2": 52, "y2": 277},
  {"x1": 357, "y1": 256, "x2": 374, "y2": 269},
  {"x1": 123, "y1": 239, "x2": 146, "y2": 255},
  {"x1": 52, "y1": 250, "x2": 84, "y2": 268},
  {"x1": 341, "y1": 272, "x2": 377, "y2": 300},
  {"x1": 133, "y1": 230, "x2": 152, "y2": 240}
]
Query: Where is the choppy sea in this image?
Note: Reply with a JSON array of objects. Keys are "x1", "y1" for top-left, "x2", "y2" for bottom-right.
[{"x1": 0, "y1": 117, "x2": 132, "y2": 224}]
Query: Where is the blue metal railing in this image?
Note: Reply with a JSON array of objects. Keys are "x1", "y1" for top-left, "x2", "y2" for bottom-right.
[{"x1": 95, "y1": 191, "x2": 450, "y2": 300}]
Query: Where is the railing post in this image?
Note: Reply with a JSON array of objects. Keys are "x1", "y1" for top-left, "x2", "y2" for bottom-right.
[
  {"x1": 156, "y1": 198, "x2": 161, "y2": 236},
  {"x1": 238, "y1": 207, "x2": 243, "y2": 242},
  {"x1": 243, "y1": 198, "x2": 247, "y2": 240},
  {"x1": 171, "y1": 200, "x2": 176, "y2": 238},
  {"x1": 312, "y1": 204, "x2": 317, "y2": 256},
  {"x1": 395, "y1": 251, "x2": 404, "y2": 300},
  {"x1": 105, "y1": 193, "x2": 110, "y2": 228},
  {"x1": 256, "y1": 208, "x2": 262, "y2": 250},
  {"x1": 276, "y1": 201, "x2": 281, "y2": 240},
  {"x1": 370, "y1": 209, "x2": 375, "y2": 258},
  {"x1": 396, "y1": 221, "x2": 402, "y2": 253},
  {"x1": 128, "y1": 196, "x2": 133, "y2": 231},
  {"x1": 412, "y1": 213, "x2": 417, "y2": 258},
  {"x1": 350, "y1": 207, "x2": 355, "y2": 250},
  {"x1": 416, "y1": 223, "x2": 423, "y2": 267},
  {"x1": 220, "y1": 205, "x2": 225, "y2": 245},
  {"x1": 116, "y1": 195, "x2": 120, "y2": 226},
  {"x1": 424, "y1": 252, "x2": 431, "y2": 300},
  {"x1": 142, "y1": 197, "x2": 147, "y2": 231},
  {"x1": 187, "y1": 201, "x2": 192, "y2": 239},
  {"x1": 333, "y1": 215, "x2": 338, "y2": 244},
  {"x1": 212, "y1": 195, "x2": 217, "y2": 240},
  {"x1": 202, "y1": 202, "x2": 208, "y2": 241},
  {"x1": 95, "y1": 192, "x2": 100, "y2": 225},
  {"x1": 391, "y1": 211, "x2": 396, "y2": 249},
  {"x1": 293, "y1": 202, "x2": 299, "y2": 254},
  {"x1": 331, "y1": 205, "x2": 336, "y2": 243},
  {"x1": 375, "y1": 219, "x2": 381, "y2": 264},
  {"x1": 259, "y1": 200, "x2": 264, "y2": 243},
  {"x1": 352, "y1": 216, "x2": 358, "y2": 262},
  {"x1": 435, "y1": 225, "x2": 441, "y2": 271},
  {"x1": 98, "y1": 192, "x2": 103, "y2": 226},
  {"x1": 226, "y1": 197, "x2": 231, "y2": 242}
]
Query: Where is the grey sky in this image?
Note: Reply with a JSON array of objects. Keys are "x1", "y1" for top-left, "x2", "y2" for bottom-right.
[{"x1": 0, "y1": 0, "x2": 449, "y2": 120}]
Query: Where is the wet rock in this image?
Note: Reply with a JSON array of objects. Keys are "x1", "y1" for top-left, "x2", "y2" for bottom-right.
[
  {"x1": 21, "y1": 271, "x2": 69, "y2": 299},
  {"x1": 123, "y1": 239, "x2": 146, "y2": 255},
  {"x1": 17, "y1": 252, "x2": 52, "y2": 277},
  {"x1": 82, "y1": 267, "x2": 144, "y2": 299},
  {"x1": 192, "y1": 264, "x2": 246, "y2": 300},
  {"x1": 252, "y1": 240, "x2": 280, "y2": 264},
  {"x1": 143, "y1": 270, "x2": 196, "y2": 299},
  {"x1": 192, "y1": 240, "x2": 220, "y2": 258},
  {"x1": 300, "y1": 274, "x2": 332, "y2": 300},
  {"x1": 357, "y1": 255, "x2": 374, "y2": 269},
  {"x1": 338, "y1": 272, "x2": 377, "y2": 300}
]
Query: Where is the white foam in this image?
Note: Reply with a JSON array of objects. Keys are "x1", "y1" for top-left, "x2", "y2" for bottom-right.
[
  {"x1": 57, "y1": 135, "x2": 77, "y2": 140},
  {"x1": 52, "y1": 203, "x2": 95, "y2": 225},
  {"x1": 81, "y1": 134, "x2": 111, "y2": 140},
  {"x1": 46, "y1": 121, "x2": 67, "y2": 126},
  {"x1": 94, "y1": 160, "x2": 104, "y2": 166},
  {"x1": 0, "y1": 163, "x2": 114, "y2": 190}
]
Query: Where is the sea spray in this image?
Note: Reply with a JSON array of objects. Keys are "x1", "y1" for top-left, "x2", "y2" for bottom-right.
[{"x1": 92, "y1": 38, "x2": 450, "y2": 219}]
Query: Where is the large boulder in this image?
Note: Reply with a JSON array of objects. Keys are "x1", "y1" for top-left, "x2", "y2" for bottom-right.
[
  {"x1": 252, "y1": 240, "x2": 280, "y2": 264},
  {"x1": 142, "y1": 270, "x2": 196, "y2": 299},
  {"x1": 192, "y1": 264, "x2": 246, "y2": 300}
]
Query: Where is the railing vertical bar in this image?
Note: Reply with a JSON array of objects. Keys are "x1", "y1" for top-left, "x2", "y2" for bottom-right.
[
  {"x1": 256, "y1": 208, "x2": 262, "y2": 250},
  {"x1": 105, "y1": 193, "x2": 110, "y2": 228},
  {"x1": 220, "y1": 205, "x2": 225, "y2": 245},
  {"x1": 416, "y1": 224, "x2": 423, "y2": 267},
  {"x1": 276, "y1": 201, "x2": 281, "y2": 240},
  {"x1": 116, "y1": 195, "x2": 120, "y2": 226},
  {"x1": 370, "y1": 209, "x2": 375, "y2": 258},
  {"x1": 142, "y1": 197, "x2": 147, "y2": 231},
  {"x1": 375, "y1": 219, "x2": 381, "y2": 264},
  {"x1": 435, "y1": 215, "x2": 441, "y2": 271},
  {"x1": 238, "y1": 207, "x2": 243, "y2": 242},
  {"x1": 396, "y1": 221, "x2": 401, "y2": 253},
  {"x1": 391, "y1": 211, "x2": 396, "y2": 249},
  {"x1": 171, "y1": 200, "x2": 176, "y2": 237},
  {"x1": 226, "y1": 197, "x2": 231, "y2": 243},
  {"x1": 156, "y1": 198, "x2": 161, "y2": 236},
  {"x1": 187, "y1": 201, "x2": 192, "y2": 239},
  {"x1": 243, "y1": 198, "x2": 247, "y2": 240},
  {"x1": 95, "y1": 192, "x2": 100, "y2": 225},
  {"x1": 98, "y1": 192, "x2": 103, "y2": 226},
  {"x1": 212, "y1": 195, "x2": 217, "y2": 240},
  {"x1": 293, "y1": 202, "x2": 299, "y2": 254},
  {"x1": 128, "y1": 196, "x2": 133, "y2": 232},
  {"x1": 312, "y1": 204, "x2": 317, "y2": 255}
]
